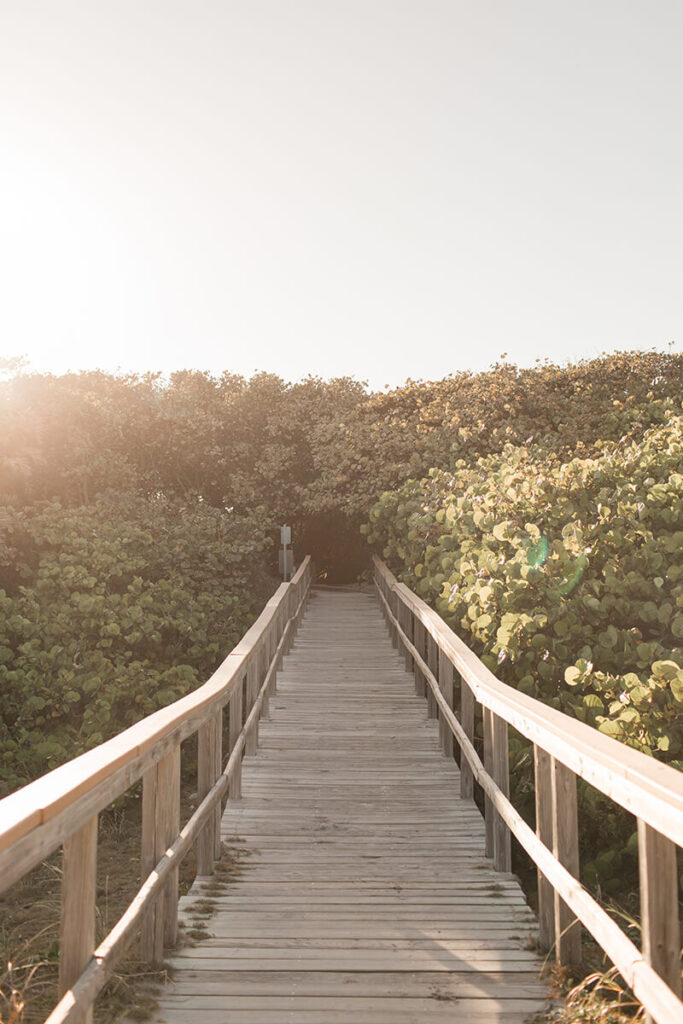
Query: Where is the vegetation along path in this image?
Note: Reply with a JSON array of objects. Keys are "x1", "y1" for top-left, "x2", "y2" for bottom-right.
[{"x1": 145, "y1": 588, "x2": 548, "y2": 1023}]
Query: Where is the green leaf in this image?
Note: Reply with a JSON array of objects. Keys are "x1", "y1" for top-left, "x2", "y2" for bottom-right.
[{"x1": 564, "y1": 666, "x2": 582, "y2": 686}]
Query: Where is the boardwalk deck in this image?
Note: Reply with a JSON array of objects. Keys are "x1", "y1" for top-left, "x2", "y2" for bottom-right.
[{"x1": 145, "y1": 588, "x2": 548, "y2": 1023}]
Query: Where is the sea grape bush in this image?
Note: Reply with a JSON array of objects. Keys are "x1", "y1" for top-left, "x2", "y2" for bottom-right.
[
  {"x1": 0, "y1": 495, "x2": 271, "y2": 794},
  {"x1": 364, "y1": 403, "x2": 683, "y2": 890}
]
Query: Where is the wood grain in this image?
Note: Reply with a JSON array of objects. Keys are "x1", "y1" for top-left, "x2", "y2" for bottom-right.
[{"x1": 147, "y1": 588, "x2": 548, "y2": 1024}]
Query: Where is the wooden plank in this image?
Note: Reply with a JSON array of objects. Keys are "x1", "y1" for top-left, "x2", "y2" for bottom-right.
[
  {"x1": 148, "y1": 589, "x2": 546, "y2": 1024},
  {"x1": 438, "y1": 650, "x2": 454, "y2": 758},
  {"x1": 197, "y1": 713, "x2": 220, "y2": 874},
  {"x1": 58, "y1": 815, "x2": 97, "y2": 1024},
  {"x1": 638, "y1": 820, "x2": 681, "y2": 1011},
  {"x1": 534, "y1": 745, "x2": 555, "y2": 953},
  {"x1": 229, "y1": 678, "x2": 244, "y2": 800},
  {"x1": 551, "y1": 757, "x2": 581, "y2": 967},
  {"x1": 460, "y1": 675, "x2": 475, "y2": 800},
  {"x1": 492, "y1": 714, "x2": 511, "y2": 872},
  {"x1": 483, "y1": 707, "x2": 494, "y2": 859}
]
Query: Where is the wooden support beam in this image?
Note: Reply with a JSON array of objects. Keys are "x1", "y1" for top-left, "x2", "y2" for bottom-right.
[
  {"x1": 245, "y1": 660, "x2": 260, "y2": 756},
  {"x1": 534, "y1": 745, "x2": 555, "y2": 953},
  {"x1": 140, "y1": 747, "x2": 181, "y2": 962},
  {"x1": 492, "y1": 714, "x2": 511, "y2": 872},
  {"x1": 638, "y1": 819, "x2": 681, "y2": 1018},
  {"x1": 438, "y1": 650, "x2": 454, "y2": 758},
  {"x1": 399, "y1": 602, "x2": 413, "y2": 671},
  {"x1": 413, "y1": 620, "x2": 426, "y2": 697},
  {"x1": 551, "y1": 757, "x2": 581, "y2": 967},
  {"x1": 196, "y1": 712, "x2": 219, "y2": 874},
  {"x1": 426, "y1": 635, "x2": 438, "y2": 720},
  {"x1": 460, "y1": 676, "x2": 474, "y2": 800},
  {"x1": 483, "y1": 707, "x2": 494, "y2": 859},
  {"x1": 58, "y1": 815, "x2": 98, "y2": 1024},
  {"x1": 229, "y1": 677, "x2": 244, "y2": 800}
]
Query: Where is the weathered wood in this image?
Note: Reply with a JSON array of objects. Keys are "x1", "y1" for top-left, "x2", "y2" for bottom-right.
[
  {"x1": 197, "y1": 712, "x2": 220, "y2": 874},
  {"x1": 159, "y1": 746, "x2": 181, "y2": 950},
  {"x1": 140, "y1": 747, "x2": 182, "y2": 962},
  {"x1": 483, "y1": 707, "x2": 494, "y2": 859},
  {"x1": 638, "y1": 820, "x2": 681, "y2": 1012},
  {"x1": 376, "y1": 570, "x2": 683, "y2": 1024},
  {"x1": 551, "y1": 757, "x2": 581, "y2": 967},
  {"x1": 229, "y1": 678, "x2": 244, "y2": 800},
  {"x1": 492, "y1": 714, "x2": 511, "y2": 872},
  {"x1": 245, "y1": 661, "x2": 260, "y2": 756},
  {"x1": 438, "y1": 650, "x2": 454, "y2": 758},
  {"x1": 413, "y1": 619, "x2": 426, "y2": 697},
  {"x1": 534, "y1": 745, "x2": 555, "y2": 952},
  {"x1": 58, "y1": 815, "x2": 97, "y2": 1024},
  {"x1": 151, "y1": 589, "x2": 546, "y2": 1024},
  {"x1": 376, "y1": 564, "x2": 683, "y2": 849},
  {"x1": 427, "y1": 633, "x2": 438, "y2": 720},
  {"x1": 460, "y1": 675, "x2": 475, "y2": 799}
]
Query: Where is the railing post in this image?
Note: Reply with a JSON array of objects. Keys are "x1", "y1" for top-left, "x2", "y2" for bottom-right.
[
  {"x1": 534, "y1": 745, "x2": 555, "y2": 953},
  {"x1": 637, "y1": 819, "x2": 681, "y2": 1020},
  {"x1": 492, "y1": 714, "x2": 511, "y2": 872},
  {"x1": 551, "y1": 757, "x2": 581, "y2": 966},
  {"x1": 413, "y1": 618, "x2": 426, "y2": 698},
  {"x1": 438, "y1": 650, "x2": 454, "y2": 758},
  {"x1": 401, "y1": 601, "x2": 414, "y2": 672},
  {"x1": 59, "y1": 815, "x2": 98, "y2": 1024},
  {"x1": 460, "y1": 675, "x2": 474, "y2": 800},
  {"x1": 229, "y1": 675, "x2": 244, "y2": 800},
  {"x1": 197, "y1": 710, "x2": 221, "y2": 874},
  {"x1": 483, "y1": 707, "x2": 494, "y2": 858},
  {"x1": 426, "y1": 633, "x2": 438, "y2": 720},
  {"x1": 390, "y1": 589, "x2": 399, "y2": 648},
  {"x1": 140, "y1": 746, "x2": 181, "y2": 962},
  {"x1": 245, "y1": 658, "x2": 260, "y2": 756}
]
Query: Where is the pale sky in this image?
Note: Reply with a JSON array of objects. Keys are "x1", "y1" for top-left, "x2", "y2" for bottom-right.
[{"x1": 1, "y1": 1, "x2": 681, "y2": 389}]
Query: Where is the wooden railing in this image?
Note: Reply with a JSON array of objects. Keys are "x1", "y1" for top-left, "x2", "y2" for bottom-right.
[
  {"x1": 374, "y1": 555, "x2": 682, "y2": 1024},
  {"x1": 0, "y1": 557, "x2": 312, "y2": 1024}
]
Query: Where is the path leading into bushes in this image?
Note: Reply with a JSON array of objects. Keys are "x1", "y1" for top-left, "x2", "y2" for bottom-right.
[{"x1": 147, "y1": 588, "x2": 547, "y2": 1023}]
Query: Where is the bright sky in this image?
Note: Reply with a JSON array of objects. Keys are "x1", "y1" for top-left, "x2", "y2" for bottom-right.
[{"x1": 1, "y1": 0, "x2": 681, "y2": 389}]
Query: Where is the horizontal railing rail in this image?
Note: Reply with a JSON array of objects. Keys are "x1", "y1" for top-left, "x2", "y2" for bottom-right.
[
  {"x1": 374, "y1": 555, "x2": 682, "y2": 1024},
  {"x1": 0, "y1": 556, "x2": 312, "y2": 1024}
]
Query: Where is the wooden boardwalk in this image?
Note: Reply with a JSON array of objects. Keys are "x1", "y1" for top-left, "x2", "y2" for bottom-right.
[{"x1": 147, "y1": 588, "x2": 548, "y2": 1023}]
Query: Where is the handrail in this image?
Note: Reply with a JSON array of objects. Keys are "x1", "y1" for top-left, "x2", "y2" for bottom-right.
[
  {"x1": 0, "y1": 556, "x2": 312, "y2": 1024},
  {"x1": 373, "y1": 555, "x2": 682, "y2": 1024}
]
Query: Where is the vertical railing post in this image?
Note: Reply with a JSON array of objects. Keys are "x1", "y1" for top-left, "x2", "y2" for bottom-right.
[
  {"x1": 551, "y1": 758, "x2": 581, "y2": 966},
  {"x1": 229, "y1": 675, "x2": 244, "y2": 800},
  {"x1": 491, "y1": 714, "x2": 511, "y2": 872},
  {"x1": 59, "y1": 815, "x2": 98, "y2": 1024},
  {"x1": 401, "y1": 601, "x2": 414, "y2": 672},
  {"x1": 534, "y1": 745, "x2": 555, "y2": 953},
  {"x1": 426, "y1": 633, "x2": 438, "y2": 720},
  {"x1": 438, "y1": 650, "x2": 454, "y2": 758},
  {"x1": 460, "y1": 676, "x2": 474, "y2": 800},
  {"x1": 637, "y1": 819, "x2": 681, "y2": 1021},
  {"x1": 483, "y1": 707, "x2": 494, "y2": 858},
  {"x1": 246, "y1": 658, "x2": 260, "y2": 756},
  {"x1": 140, "y1": 746, "x2": 181, "y2": 962},
  {"x1": 197, "y1": 710, "x2": 221, "y2": 874},
  {"x1": 390, "y1": 589, "x2": 399, "y2": 648},
  {"x1": 413, "y1": 618, "x2": 426, "y2": 698}
]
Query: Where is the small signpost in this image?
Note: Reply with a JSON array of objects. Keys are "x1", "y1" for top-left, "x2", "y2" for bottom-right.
[{"x1": 279, "y1": 525, "x2": 293, "y2": 581}]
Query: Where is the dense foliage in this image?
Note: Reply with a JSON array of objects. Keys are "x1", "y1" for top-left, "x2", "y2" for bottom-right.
[
  {"x1": 0, "y1": 496, "x2": 269, "y2": 794},
  {"x1": 364, "y1": 396, "x2": 682, "y2": 891},
  {"x1": 0, "y1": 349, "x2": 681, "y2": 805}
]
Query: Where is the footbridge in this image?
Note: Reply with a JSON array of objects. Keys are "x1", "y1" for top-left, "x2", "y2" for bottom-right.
[{"x1": 0, "y1": 556, "x2": 681, "y2": 1024}]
